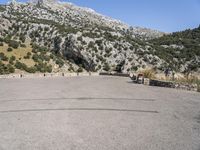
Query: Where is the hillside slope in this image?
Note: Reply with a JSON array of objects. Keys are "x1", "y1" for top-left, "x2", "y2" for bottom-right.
[
  {"x1": 0, "y1": 1, "x2": 199, "y2": 75},
  {"x1": 150, "y1": 26, "x2": 200, "y2": 74}
]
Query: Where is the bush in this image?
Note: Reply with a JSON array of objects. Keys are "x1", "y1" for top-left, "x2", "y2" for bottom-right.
[
  {"x1": 68, "y1": 65, "x2": 74, "y2": 72},
  {"x1": 32, "y1": 54, "x2": 40, "y2": 62},
  {"x1": 131, "y1": 66, "x2": 138, "y2": 71},
  {"x1": 0, "y1": 53, "x2": 8, "y2": 61},
  {"x1": 15, "y1": 61, "x2": 27, "y2": 70},
  {"x1": 0, "y1": 62, "x2": 15, "y2": 74},
  {"x1": 9, "y1": 56, "x2": 16, "y2": 65},
  {"x1": 25, "y1": 66, "x2": 37, "y2": 73},
  {"x1": 56, "y1": 58, "x2": 64, "y2": 67},
  {"x1": 19, "y1": 35, "x2": 26, "y2": 43},
  {"x1": 6, "y1": 64, "x2": 15, "y2": 73},
  {"x1": 0, "y1": 6, "x2": 6, "y2": 12},
  {"x1": 7, "y1": 47, "x2": 13, "y2": 52},
  {"x1": 8, "y1": 40, "x2": 19, "y2": 49},
  {"x1": 0, "y1": 42, "x2": 3, "y2": 46},
  {"x1": 24, "y1": 52, "x2": 32, "y2": 59},
  {"x1": 103, "y1": 63, "x2": 110, "y2": 71},
  {"x1": 20, "y1": 44, "x2": 26, "y2": 48},
  {"x1": 35, "y1": 62, "x2": 52, "y2": 73},
  {"x1": 10, "y1": 56, "x2": 16, "y2": 61},
  {"x1": 77, "y1": 67, "x2": 83, "y2": 73},
  {"x1": 46, "y1": 65, "x2": 52, "y2": 73},
  {"x1": 115, "y1": 60, "x2": 125, "y2": 73},
  {"x1": 77, "y1": 36, "x2": 83, "y2": 41}
]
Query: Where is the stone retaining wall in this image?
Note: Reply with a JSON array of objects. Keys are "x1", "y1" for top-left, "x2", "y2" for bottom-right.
[
  {"x1": 99, "y1": 72, "x2": 129, "y2": 77},
  {"x1": 0, "y1": 72, "x2": 99, "y2": 79},
  {"x1": 149, "y1": 79, "x2": 198, "y2": 92}
]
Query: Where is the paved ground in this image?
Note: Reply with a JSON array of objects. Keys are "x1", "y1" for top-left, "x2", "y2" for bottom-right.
[{"x1": 0, "y1": 76, "x2": 200, "y2": 150}]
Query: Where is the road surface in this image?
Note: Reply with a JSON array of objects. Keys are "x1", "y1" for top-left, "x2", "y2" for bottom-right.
[{"x1": 0, "y1": 76, "x2": 200, "y2": 150}]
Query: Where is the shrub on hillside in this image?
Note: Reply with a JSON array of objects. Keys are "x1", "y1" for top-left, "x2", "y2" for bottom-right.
[
  {"x1": 103, "y1": 63, "x2": 110, "y2": 72},
  {"x1": 8, "y1": 40, "x2": 19, "y2": 49},
  {"x1": 15, "y1": 61, "x2": 27, "y2": 70},
  {"x1": 56, "y1": 58, "x2": 64, "y2": 67},
  {"x1": 77, "y1": 36, "x2": 83, "y2": 41},
  {"x1": 35, "y1": 63, "x2": 52, "y2": 73},
  {"x1": 25, "y1": 66, "x2": 37, "y2": 73},
  {"x1": 32, "y1": 54, "x2": 40, "y2": 62},
  {"x1": 19, "y1": 35, "x2": 26, "y2": 43},
  {"x1": 0, "y1": 62, "x2": 15, "y2": 74},
  {"x1": 24, "y1": 52, "x2": 32, "y2": 59},
  {"x1": 11, "y1": 55, "x2": 16, "y2": 61},
  {"x1": 0, "y1": 53, "x2": 8, "y2": 61},
  {"x1": 9, "y1": 56, "x2": 16, "y2": 65},
  {"x1": 20, "y1": 44, "x2": 26, "y2": 48},
  {"x1": 77, "y1": 67, "x2": 83, "y2": 73},
  {"x1": 0, "y1": 6, "x2": 6, "y2": 12},
  {"x1": 7, "y1": 47, "x2": 13, "y2": 52},
  {"x1": 6, "y1": 64, "x2": 15, "y2": 73}
]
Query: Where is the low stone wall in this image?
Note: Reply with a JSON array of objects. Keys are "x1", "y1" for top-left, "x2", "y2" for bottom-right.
[
  {"x1": 0, "y1": 72, "x2": 99, "y2": 79},
  {"x1": 149, "y1": 79, "x2": 198, "y2": 92},
  {"x1": 174, "y1": 83, "x2": 198, "y2": 92},
  {"x1": 99, "y1": 72, "x2": 129, "y2": 77},
  {"x1": 149, "y1": 79, "x2": 175, "y2": 88}
]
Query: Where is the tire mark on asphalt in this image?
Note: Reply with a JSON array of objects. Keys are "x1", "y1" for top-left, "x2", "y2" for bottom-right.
[
  {"x1": 0, "y1": 97, "x2": 156, "y2": 102},
  {"x1": 0, "y1": 108, "x2": 159, "y2": 114}
]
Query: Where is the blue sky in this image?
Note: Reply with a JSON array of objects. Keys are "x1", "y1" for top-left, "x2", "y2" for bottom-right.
[{"x1": 0, "y1": 0, "x2": 200, "y2": 32}]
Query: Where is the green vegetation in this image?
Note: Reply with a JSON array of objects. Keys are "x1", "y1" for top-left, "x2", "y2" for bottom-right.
[
  {"x1": 19, "y1": 34, "x2": 26, "y2": 43},
  {"x1": 15, "y1": 60, "x2": 52, "y2": 73},
  {"x1": 150, "y1": 25, "x2": 200, "y2": 73},
  {"x1": 103, "y1": 63, "x2": 110, "y2": 71},
  {"x1": 0, "y1": 52, "x2": 8, "y2": 61},
  {"x1": 0, "y1": 6, "x2": 6, "y2": 12},
  {"x1": 0, "y1": 61, "x2": 15, "y2": 74},
  {"x1": 77, "y1": 67, "x2": 83, "y2": 73},
  {"x1": 7, "y1": 47, "x2": 13, "y2": 52},
  {"x1": 55, "y1": 58, "x2": 64, "y2": 67},
  {"x1": 8, "y1": 40, "x2": 20, "y2": 49},
  {"x1": 35, "y1": 62, "x2": 52, "y2": 73},
  {"x1": 9, "y1": 56, "x2": 16, "y2": 65}
]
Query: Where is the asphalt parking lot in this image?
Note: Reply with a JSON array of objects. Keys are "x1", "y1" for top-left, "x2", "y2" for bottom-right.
[{"x1": 0, "y1": 76, "x2": 200, "y2": 150}]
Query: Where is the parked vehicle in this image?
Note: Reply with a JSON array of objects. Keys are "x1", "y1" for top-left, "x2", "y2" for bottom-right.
[{"x1": 130, "y1": 73, "x2": 144, "y2": 84}]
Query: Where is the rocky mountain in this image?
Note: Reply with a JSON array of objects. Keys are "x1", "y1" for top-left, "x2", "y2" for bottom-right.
[{"x1": 0, "y1": 0, "x2": 199, "y2": 75}]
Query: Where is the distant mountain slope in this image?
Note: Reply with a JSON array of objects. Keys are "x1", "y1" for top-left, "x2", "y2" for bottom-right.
[
  {"x1": 0, "y1": 1, "x2": 199, "y2": 75},
  {"x1": 150, "y1": 26, "x2": 200, "y2": 73}
]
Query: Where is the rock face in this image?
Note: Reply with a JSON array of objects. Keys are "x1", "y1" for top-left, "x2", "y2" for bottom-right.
[{"x1": 0, "y1": 1, "x2": 197, "y2": 73}]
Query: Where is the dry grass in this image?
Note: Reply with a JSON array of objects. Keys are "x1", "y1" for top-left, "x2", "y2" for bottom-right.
[
  {"x1": 175, "y1": 75, "x2": 199, "y2": 84},
  {"x1": 0, "y1": 43, "x2": 35, "y2": 67},
  {"x1": 174, "y1": 75, "x2": 200, "y2": 92},
  {"x1": 139, "y1": 68, "x2": 156, "y2": 79}
]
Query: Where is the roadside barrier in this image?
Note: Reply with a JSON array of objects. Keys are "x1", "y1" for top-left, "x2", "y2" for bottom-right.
[{"x1": 0, "y1": 72, "x2": 99, "y2": 79}]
